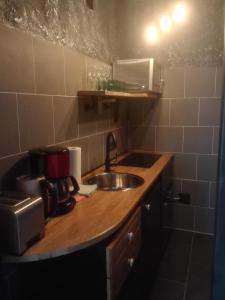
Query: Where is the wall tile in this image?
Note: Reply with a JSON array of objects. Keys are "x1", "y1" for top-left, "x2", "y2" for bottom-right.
[
  {"x1": 129, "y1": 126, "x2": 155, "y2": 151},
  {"x1": 161, "y1": 178, "x2": 182, "y2": 197},
  {"x1": 161, "y1": 161, "x2": 176, "y2": 193},
  {"x1": 213, "y1": 127, "x2": 220, "y2": 154},
  {"x1": 0, "y1": 94, "x2": 20, "y2": 157},
  {"x1": 115, "y1": 127, "x2": 128, "y2": 155},
  {"x1": 53, "y1": 96, "x2": 78, "y2": 143},
  {"x1": 172, "y1": 179, "x2": 183, "y2": 193},
  {"x1": 64, "y1": 48, "x2": 86, "y2": 96},
  {"x1": 173, "y1": 154, "x2": 197, "y2": 180},
  {"x1": 0, "y1": 153, "x2": 30, "y2": 190},
  {"x1": 197, "y1": 155, "x2": 218, "y2": 181},
  {"x1": 128, "y1": 100, "x2": 144, "y2": 126},
  {"x1": 143, "y1": 99, "x2": 170, "y2": 126},
  {"x1": 156, "y1": 127, "x2": 183, "y2": 152},
  {"x1": 33, "y1": 37, "x2": 65, "y2": 95},
  {"x1": 88, "y1": 134, "x2": 104, "y2": 171},
  {"x1": 18, "y1": 94, "x2": 54, "y2": 151},
  {"x1": 96, "y1": 107, "x2": 110, "y2": 132},
  {"x1": 215, "y1": 66, "x2": 223, "y2": 97},
  {"x1": 163, "y1": 67, "x2": 185, "y2": 98},
  {"x1": 170, "y1": 99, "x2": 198, "y2": 126},
  {"x1": 185, "y1": 67, "x2": 216, "y2": 97},
  {"x1": 195, "y1": 207, "x2": 215, "y2": 234},
  {"x1": 0, "y1": 25, "x2": 35, "y2": 93},
  {"x1": 163, "y1": 203, "x2": 194, "y2": 231},
  {"x1": 210, "y1": 182, "x2": 217, "y2": 208},
  {"x1": 69, "y1": 138, "x2": 89, "y2": 176},
  {"x1": 183, "y1": 127, "x2": 213, "y2": 154},
  {"x1": 110, "y1": 100, "x2": 128, "y2": 129},
  {"x1": 199, "y1": 98, "x2": 221, "y2": 126},
  {"x1": 78, "y1": 97, "x2": 97, "y2": 137},
  {"x1": 182, "y1": 180, "x2": 210, "y2": 207}
]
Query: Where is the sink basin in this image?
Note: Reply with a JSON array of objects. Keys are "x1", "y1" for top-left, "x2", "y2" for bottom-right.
[{"x1": 83, "y1": 172, "x2": 144, "y2": 191}]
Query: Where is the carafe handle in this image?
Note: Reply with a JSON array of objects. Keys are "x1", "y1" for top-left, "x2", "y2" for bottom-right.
[
  {"x1": 68, "y1": 176, "x2": 79, "y2": 195},
  {"x1": 40, "y1": 179, "x2": 58, "y2": 218}
]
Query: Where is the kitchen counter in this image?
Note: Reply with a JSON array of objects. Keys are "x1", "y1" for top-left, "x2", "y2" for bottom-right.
[{"x1": 2, "y1": 153, "x2": 172, "y2": 263}]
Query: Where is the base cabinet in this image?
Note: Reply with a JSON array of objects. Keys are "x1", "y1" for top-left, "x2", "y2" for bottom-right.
[
  {"x1": 116, "y1": 178, "x2": 163, "y2": 300},
  {"x1": 142, "y1": 179, "x2": 162, "y2": 262},
  {"x1": 106, "y1": 207, "x2": 142, "y2": 300},
  {"x1": 2, "y1": 180, "x2": 163, "y2": 300}
]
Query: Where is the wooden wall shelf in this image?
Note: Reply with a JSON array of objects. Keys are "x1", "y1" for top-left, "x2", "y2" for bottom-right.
[
  {"x1": 77, "y1": 90, "x2": 161, "y2": 115},
  {"x1": 77, "y1": 90, "x2": 161, "y2": 99}
]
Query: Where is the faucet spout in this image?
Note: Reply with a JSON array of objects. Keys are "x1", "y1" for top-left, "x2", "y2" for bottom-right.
[{"x1": 105, "y1": 132, "x2": 117, "y2": 172}]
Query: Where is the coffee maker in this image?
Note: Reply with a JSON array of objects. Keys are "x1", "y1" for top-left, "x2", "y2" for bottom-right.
[{"x1": 29, "y1": 147, "x2": 79, "y2": 218}]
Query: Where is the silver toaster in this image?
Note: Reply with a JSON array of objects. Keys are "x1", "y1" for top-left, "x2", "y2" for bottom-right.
[{"x1": 0, "y1": 193, "x2": 45, "y2": 255}]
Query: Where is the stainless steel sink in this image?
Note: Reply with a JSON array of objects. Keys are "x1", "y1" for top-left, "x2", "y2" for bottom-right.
[{"x1": 83, "y1": 172, "x2": 144, "y2": 191}]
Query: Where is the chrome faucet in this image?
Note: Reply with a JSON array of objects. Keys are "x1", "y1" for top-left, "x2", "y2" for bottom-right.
[{"x1": 105, "y1": 132, "x2": 117, "y2": 172}]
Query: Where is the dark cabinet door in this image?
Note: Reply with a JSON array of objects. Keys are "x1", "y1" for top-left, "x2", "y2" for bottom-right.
[
  {"x1": 117, "y1": 178, "x2": 163, "y2": 300},
  {"x1": 142, "y1": 178, "x2": 162, "y2": 265}
]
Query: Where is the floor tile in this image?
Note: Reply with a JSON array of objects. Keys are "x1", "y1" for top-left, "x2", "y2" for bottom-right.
[
  {"x1": 158, "y1": 230, "x2": 193, "y2": 283},
  {"x1": 149, "y1": 278, "x2": 185, "y2": 300},
  {"x1": 185, "y1": 233, "x2": 213, "y2": 300},
  {"x1": 185, "y1": 274, "x2": 211, "y2": 300}
]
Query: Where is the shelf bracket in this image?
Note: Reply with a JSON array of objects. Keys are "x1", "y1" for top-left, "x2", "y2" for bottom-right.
[
  {"x1": 84, "y1": 96, "x2": 118, "y2": 118},
  {"x1": 84, "y1": 96, "x2": 103, "y2": 114}
]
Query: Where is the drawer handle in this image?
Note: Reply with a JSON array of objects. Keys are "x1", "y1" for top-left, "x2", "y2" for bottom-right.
[
  {"x1": 128, "y1": 257, "x2": 134, "y2": 268},
  {"x1": 144, "y1": 204, "x2": 151, "y2": 211},
  {"x1": 127, "y1": 232, "x2": 134, "y2": 241}
]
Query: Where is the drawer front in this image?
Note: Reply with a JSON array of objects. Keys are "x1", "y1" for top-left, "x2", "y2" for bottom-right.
[
  {"x1": 107, "y1": 226, "x2": 142, "y2": 300},
  {"x1": 106, "y1": 207, "x2": 142, "y2": 300},
  {"x1": 106, "y1": 207, "x2": 141, "y2": 275}
]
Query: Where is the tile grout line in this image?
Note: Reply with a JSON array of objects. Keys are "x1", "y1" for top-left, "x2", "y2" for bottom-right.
[
  {"x1": 0, "y1": 126, "x2": 125, "y2": 161},
  {"x1": 197, "y1": 98, "x2": 200, "y2": 127},
  {"x1": 163, "y1": 226, "x2": 215, "y2": 236},
  {"x1": 169, "y1": 98, "x2": 171, "y2": 126},
  {"x1": 214, "y1": 67, "x2": 218, "y2": 97},
  {"x1": 183, "y1": 233, "x2": 195, "y2": 300},
  {"x1": 195, "y1": 154, "x2": 198, "y2": 180},
  {"x1": 182, "y1": 126, "x2": 184, "y2": 153},
  {"x1": 212, "y1": 127, "x2": 215, "y2": 154},
  {"x1": 62, "y1": 48, "x2": 67, "y2": 96},
  {"x1": 51, "y1": 96, "x2": 56, "y2": 144},
  {"x1": 130, "y1": 124, "x2": 219, "y2": 128},
  {"x1": 209, "y1": 182, "x2": 212, "y2": 208},
  {"x1": 15, "y1": 94, "x2": 22, "y2": 153},
  {"x1": 0, "y1": 91, "x2": 77, "y2": 98},
  {"x1": 31, "y1": 37, "x2": 37, "y2": 94}
]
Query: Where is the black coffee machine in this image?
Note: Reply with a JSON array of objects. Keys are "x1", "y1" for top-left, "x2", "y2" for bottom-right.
[{"x1": 29, "y1": 147, "x2": 79, "y2": 218}]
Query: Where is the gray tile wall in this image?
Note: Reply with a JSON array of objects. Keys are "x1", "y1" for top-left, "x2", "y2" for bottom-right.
[
  {"x1": 128, "y1": 66, "x2": 223, "y2": 235},
  {"x1": 0, "y1": 24, "x2": 128, "y2": 190}
]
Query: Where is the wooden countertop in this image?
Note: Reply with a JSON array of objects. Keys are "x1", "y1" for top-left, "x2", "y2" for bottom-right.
[{"x1": 2, "y1": 153, "x2": 172, "y2": 263}]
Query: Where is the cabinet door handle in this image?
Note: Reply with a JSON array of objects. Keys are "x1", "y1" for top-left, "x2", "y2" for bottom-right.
[
  {"x1": 128, "y1": 257, "x2": 134, "y2": 268},
  {"x1": 144, "y1": 204, "x2": 151, "y2": 211},
  {"x1": 127, "y1": 232, "x2": 134, "y2": 241}
]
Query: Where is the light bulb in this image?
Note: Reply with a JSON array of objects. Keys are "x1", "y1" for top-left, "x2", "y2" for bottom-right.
[
  {"x1": 172, "y1": 2, "x2": 187, "y2": 23},
  {"x1": 145, "y1": 25, "x2": 158, "y2": 44},
  {"x1": 160, "y1": 15, "x2": 172, "y2": 32}
]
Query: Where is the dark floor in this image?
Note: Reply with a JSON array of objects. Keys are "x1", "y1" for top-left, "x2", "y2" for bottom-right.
[
  {"x1": 149, "y1": 230, "x2": 213, "y2": 300},
  {"x1": 118, "y1": 229, "x2": 214, "y2": 300}
]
